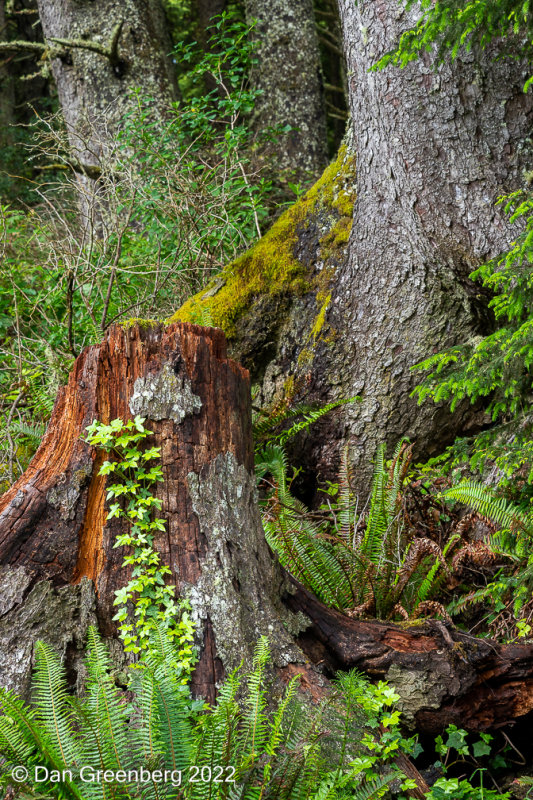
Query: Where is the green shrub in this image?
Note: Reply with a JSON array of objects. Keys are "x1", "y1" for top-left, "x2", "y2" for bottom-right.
[{"x1": 0, "y1": 11, "x2": 281, "y2": 488}]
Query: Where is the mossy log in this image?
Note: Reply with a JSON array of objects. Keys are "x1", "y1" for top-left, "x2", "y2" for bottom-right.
[
  {"x1": 1, "y1": 322, "x2": 533, "y2": 745},
  {"x1": 286, "y1": 580, "x2": 533, "y2": 734}
]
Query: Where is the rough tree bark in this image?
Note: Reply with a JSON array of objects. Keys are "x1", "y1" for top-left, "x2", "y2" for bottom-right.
[
  {"x1": 1, "y1": 322, "x2": 533, "y2": 739},
  {"x1": 171, "y1": 0, "x2": 533, "y2": 496},
  {"x1": 325, "y1": 0, "x2": 533, "y2": 487},
  {"x1": 34, "y1": 0, "x2": 178, "y2": 199},
  {"x1": 244, "y1": 0, "x2": 328, "y2": 184}
]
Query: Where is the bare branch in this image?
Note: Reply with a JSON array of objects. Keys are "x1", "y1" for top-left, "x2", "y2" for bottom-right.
[
  {"x1": 0, "y1": 40, "x2": 47, "y2": 54},
  {"x1": 50, "y1": 21, "x2": 125, "y2": 69}
]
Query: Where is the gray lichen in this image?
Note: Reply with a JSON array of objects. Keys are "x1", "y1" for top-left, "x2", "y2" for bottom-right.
[
  {"x1": 0, "y1": 566, "x2": 32, "y2": 617},
  {"x1": 129, "y1": 363, "x2": 202, "y2": 423},
  {"x1": 47, "y1": 458, "x2": 93, "y2": 521},
  {"x1": 0, "y1": 576, "x2": 97, "y2": 697},
  {"x1": 385, "y1": 662, "x2": 448, "y2": 727},
  {"x1": 282, "y1": 610, "x2": 312, "y2": 637},
  {"x1": 186, "y1": 452, "x2": 306, "y2": 674}
]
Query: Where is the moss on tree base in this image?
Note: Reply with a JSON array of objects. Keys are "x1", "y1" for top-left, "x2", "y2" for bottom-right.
[{"x1": 168, "y1": 144, "x2": 356, "y2": 346}]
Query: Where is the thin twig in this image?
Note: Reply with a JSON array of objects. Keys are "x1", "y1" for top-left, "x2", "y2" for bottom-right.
[
  {"x1": 100, "y1": 190, "x2": 136, "y2": 330},
  {"x1": 6, "y1": 389, "x2": 25, "y2": 484}
]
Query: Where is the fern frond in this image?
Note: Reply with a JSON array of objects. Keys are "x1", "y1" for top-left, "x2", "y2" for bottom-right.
[
  {"x1": 144, "y1": 621, "x2": 181, "y2": 666},
  {"x1": 252, "y1": 402, "x2": 321, "y2": 440},
  {"x1": 253, "y1": 399, "x2": 357, "y2": 448},
  {"x1": 443, "y1": 482, "x2": 532, "y2": 534},
  {"x1": 0, "y1": 689, "x2": 76, "y2": 783},
  {"x1": 346, "y1": 773, "x2": 399, "y2": 800},
  {"x1": 191, "y1": 663, "x2": 242, "y2": 793},
  {"x1": 239, "y1": 637, "x2": 270, "y2": 761},
  {"x1": 9, "y1": 420, "x2": 47, "y2": 446},
  {"x1": 265, "y1": 516, "x2": 354, "y2": 609},
  {"x1": 447, "y1": 585, "x2": 497, "y2": 615},
  {"x1": 337, "y1": 444, "x2": 355, "y2": 543},
  {"x1": 263, "y1": 677, "x2": 298, "y2": 768},
  {"x1": 277, "y1": 399, "x2": 356, "y2": 447},
  {"x1": 360, "y1": 444, "x2": 388, "y2": 566},
  {"x1": 395, "y1": 538, "x2": 450, "y2": 600},
  {"x1": 138, "y1": 666, "x2": 193, "y2": 772},
  {"x1": 79, "y1": 627, "x2": 135, "y2": 774},
  {"x1": 255, "y1": 444, "x2": 289, "y2": 488},
  {"x1": 32, "y1": 641, "x2": 80, "y2": 770},
  {"x1": 451, "y1": 541, "x2": 498, "y2": 573},
  {"x1": 0, "y1": 713, "x2": 35, "y2": 767},
  {"x1": 417, "y1": 554, "x2": 445, "y2": 604},
  {"x1": 412, "y1": 600, "x2": 453, "y2": 623}
]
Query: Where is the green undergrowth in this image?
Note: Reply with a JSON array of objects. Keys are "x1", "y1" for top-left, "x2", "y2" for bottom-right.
[
  {"x1": 168, "y1": 145, "x2": 356, "y2": 338},
  {"x1": 0, "y1": 626, "x2": 514, "y2": 800}
]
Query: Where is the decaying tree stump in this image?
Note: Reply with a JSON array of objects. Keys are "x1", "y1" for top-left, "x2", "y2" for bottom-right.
[
  {"x1": 1, "y1": 321, "x2": 533, "y2": 741},
  {"x1": 0, "y1": 322, "x2": 308, "y2": 701}
]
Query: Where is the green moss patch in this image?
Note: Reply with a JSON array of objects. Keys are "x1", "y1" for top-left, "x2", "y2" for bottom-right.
[
  {"x1": 302, "y1": 144, "x2": 356, "y2": 218},
  {"x1": 119, "y1": 317, "x2": 160, "y2": 329},
  {"x1": 168, "y1": 145, "x2": 356, "y2": 339}
]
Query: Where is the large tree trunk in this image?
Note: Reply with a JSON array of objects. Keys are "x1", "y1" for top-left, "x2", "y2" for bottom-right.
[
  {"x1": 191, "y1": 0, "x2": 229, "y2": 98},
  {"x1": 195, "y1": 0, "x2": 226, "y2": 38},
  {"x1": 35, "y1": 0, "x2": 178, "y2": 211},
  {"x1": 0, "y1": 0, "x2": 50, "y2": 198},
  {"x1": 326, "y1": 0, "x2": 533, "y2": 487},
  {"x1": 2, "y1": 322, "x2": 533, "y2": 741},
  {"x1": 171, "y1": 0, "x2": 533, "y2": 496},
  {"x1": 244, "y1": 0, "x2": 328, "y2": 185}
]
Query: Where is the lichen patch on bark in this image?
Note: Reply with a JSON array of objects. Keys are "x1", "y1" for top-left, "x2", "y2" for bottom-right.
[
  {"x1": 0, "y1": 577, "x2": 96, "y2": 697},
  {"x1": 186, "y1": 452, "x2": 306, "y2": 675},
  {"x1": 0, "y1": 566, "x2": 32, "y2": 617},
  {"x1": 385, "y1": 663, "x2": 450, "y2": 727},
  {"x1": 46, "y1": 458, "x2": 93, "y2": 521},
  {"x1": 129, "y1": 363, "x2": 202, "y2": 423}
]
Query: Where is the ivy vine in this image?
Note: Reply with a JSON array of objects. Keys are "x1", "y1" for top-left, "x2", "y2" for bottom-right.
[{"x1": 84, "y1": 416, "x2": 196, "y2": 676}]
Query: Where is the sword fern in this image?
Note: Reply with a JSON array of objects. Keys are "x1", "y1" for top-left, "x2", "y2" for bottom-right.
[
  {"x1": 259, "y1": 438, "x2": 452, "y2": 621},
  {"x1": 1, "y1": 631, "x2": 399, "y2": 800}
]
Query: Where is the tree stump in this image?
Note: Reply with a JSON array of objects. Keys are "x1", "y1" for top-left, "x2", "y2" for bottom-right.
[{"x1": 0, "y1": 322, "x2": 307, "y2": 700}]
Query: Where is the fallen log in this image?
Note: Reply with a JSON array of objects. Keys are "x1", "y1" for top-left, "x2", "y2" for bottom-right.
[{"x1": 285, "y1": 580, "x2": 533, "y2": 733}]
